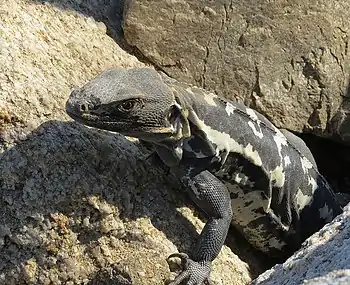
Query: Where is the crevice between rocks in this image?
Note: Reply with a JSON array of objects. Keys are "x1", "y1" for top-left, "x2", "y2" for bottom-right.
[{"x1": 297, "y1": 132, "x2": 350, "y2": 197}]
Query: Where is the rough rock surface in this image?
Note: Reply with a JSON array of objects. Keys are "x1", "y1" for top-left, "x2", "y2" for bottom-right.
[
  {"x1": 304, "y1": 270, "x2": 350, "y2": 285},
  {"x1": 253, "y1": 204, "x2": 350, "y2": 285},
  {"x1": 123, "y1": 0, "x2": 350, "y2": 142},
  {"x1": 0, "y1": 1, "x2": 253, "y2": 284},
  {"x1": 0, "y1": 121, "x2": 251, "y2": 285}
]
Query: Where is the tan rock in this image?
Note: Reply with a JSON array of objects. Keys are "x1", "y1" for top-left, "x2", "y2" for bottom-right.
[{"x1": 123, "y1": 0, "x2": 350, "y2": 141}]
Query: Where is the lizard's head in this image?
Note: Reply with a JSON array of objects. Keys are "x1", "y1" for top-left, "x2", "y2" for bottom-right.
[{"x1": 66, "y1": 67, "x2": 189, "y2": 142}]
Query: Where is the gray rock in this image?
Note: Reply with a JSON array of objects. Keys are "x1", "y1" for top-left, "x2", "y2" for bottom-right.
[
  {"x1": 123, "y1": 0, "x2": 350, "y2": 142},
  {"x1": 304, "y1": 270, "x2": 350, "y2": 285},
  {"x1": 252, "y1": 204, "x2": 350, "y2": 285}
]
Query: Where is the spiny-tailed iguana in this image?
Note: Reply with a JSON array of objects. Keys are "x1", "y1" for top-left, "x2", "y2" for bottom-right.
[{"x1": 65, "y1": 67, "x2": 343, "y2": 285}]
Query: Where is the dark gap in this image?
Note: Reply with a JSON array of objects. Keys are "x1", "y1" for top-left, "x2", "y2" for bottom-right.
[{"x1": 297, "y1": 133, "x2": 350, "y2": 196}]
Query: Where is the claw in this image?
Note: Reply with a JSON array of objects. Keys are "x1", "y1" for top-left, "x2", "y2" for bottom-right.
[
  {"x1": 167, "y1": 253, "x2": 191, "y2": 284},
  {"x1": 168, "y1": 253, "x2": 189, "y2": 260},
  {"x1": 166, "y1": 252, "x2": 211, "y2": 285},
  {"x1": 167, "y1": 252, "x2": 190, "y2": 267}
]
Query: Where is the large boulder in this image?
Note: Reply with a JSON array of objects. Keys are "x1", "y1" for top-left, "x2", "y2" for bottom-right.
[
  {"x1": 253, "y1": 204, "x2": 350, "y2": 285},
  {"x1": 123, "y1": 0, "x2": 350, "y2": 142},
  {"x1": 0, "y1": 1, "x2": 253, "y2": 284}
]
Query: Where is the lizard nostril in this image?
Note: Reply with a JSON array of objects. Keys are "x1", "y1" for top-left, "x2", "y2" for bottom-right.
[{"x1": 79, "y1": 103, "x2": 89, "y2": 112}]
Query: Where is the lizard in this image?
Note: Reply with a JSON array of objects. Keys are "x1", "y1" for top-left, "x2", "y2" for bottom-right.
[{"x1": 65, "y1": 67, "x2": 343, "y2": 285}]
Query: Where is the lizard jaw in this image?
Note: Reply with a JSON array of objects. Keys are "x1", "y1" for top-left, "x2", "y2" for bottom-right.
[
  {"x1": 66, "y1": 94, "x2": 185, "y2": 141},
  {"x1": 66, "y1": 101, "x2": 178, "y2": 140}
]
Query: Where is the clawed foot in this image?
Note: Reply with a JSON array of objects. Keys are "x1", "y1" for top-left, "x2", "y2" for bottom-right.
[{"x1": 167, "y1": 253, "x2": 212, "y2": 285}]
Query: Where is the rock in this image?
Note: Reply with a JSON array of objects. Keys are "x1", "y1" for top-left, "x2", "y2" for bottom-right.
[
  {"x1": 123, "y1": 0, "x2": 350, "y2": 142},
  {"x1": 0, "y1": 1, "x2": 253, "y2": 284},
  {"x1": 252, "y1": 204, "x2": 350, "y2": 285},
  {"x1": 304, "y1": 270, "x2": 350, "y2": 285},
  {"x1": 0, "y1": 0, "x2": 142, "y2": 147},
  {"x1": 0, "y1": 121, "x2": 252, "y2": 285}
]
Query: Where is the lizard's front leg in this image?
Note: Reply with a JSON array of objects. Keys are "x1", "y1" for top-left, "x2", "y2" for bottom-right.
[{"x1": 168, "y1": 169, "x2": 233, "y2": 285}]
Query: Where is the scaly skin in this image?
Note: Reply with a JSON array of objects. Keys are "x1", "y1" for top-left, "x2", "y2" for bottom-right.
[{"x1": 66, "y1": 67, "x2": 343, "y2": 285}]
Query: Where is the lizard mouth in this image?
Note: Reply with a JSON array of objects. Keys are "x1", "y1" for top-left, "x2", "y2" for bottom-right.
[
  {"x1": 66, "y1": 96, "x2": 183, "y2": 140},
  {"x1": 169, "y1": 115, "x2": 182, "y2": 136},
  {"x1": 166, "y1": 100, "x2": 190, "y2": 140}
]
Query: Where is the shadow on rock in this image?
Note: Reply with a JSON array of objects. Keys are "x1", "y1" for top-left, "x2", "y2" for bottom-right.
[
  {"x1": 0, "y1": 120, "x2": 194, "y2": 283},
  {"x1": 0, "y1": 120, "x2": 265, "y2": 283}
]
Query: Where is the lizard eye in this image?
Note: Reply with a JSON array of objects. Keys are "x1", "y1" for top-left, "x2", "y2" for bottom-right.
[{"x1": 120, "y1": 100, "x2": 136, "y2": 111}]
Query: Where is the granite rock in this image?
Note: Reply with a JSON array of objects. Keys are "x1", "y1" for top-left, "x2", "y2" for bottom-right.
[
  {"x1": 252, "y1": 204, "x2": 350, "y2": 285},
  {"x1": 123, "y1": 0, "x2": 350, "y2": 142}
]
